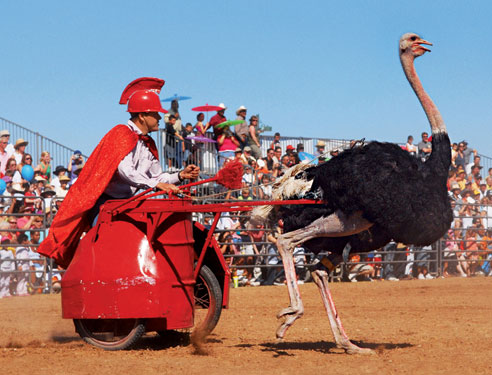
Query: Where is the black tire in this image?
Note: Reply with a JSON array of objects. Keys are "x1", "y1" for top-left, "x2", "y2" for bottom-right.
[
  {"x1": 158, "y1": 264, "x2": 222, "y2": 338},
  {"x1": 193, "y1": 264, "x2": 222, "y2": 335},
  {"x1": 74, "y1": 319, "x2": 146, "y2": 351}
]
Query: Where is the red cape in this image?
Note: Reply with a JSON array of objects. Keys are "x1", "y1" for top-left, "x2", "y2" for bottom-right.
[{"x1": 38, "y1": 125, "x2": 140, "y2": 268}]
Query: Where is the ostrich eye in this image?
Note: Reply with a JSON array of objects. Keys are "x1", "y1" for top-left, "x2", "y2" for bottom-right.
[{"x1": 410, "y1": 36, "x2": 417, "y2": 41}]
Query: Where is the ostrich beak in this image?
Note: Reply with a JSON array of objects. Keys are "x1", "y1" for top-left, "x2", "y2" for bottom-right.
[{"x1": 415, "y1": 39, "x2": 433, "y2": 52}]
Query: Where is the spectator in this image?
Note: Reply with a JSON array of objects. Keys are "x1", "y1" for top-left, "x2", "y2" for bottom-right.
[
  {"x1": 455, "y1": 167, "x2": 467, "y2": 191},
  {"x1": 289, "y1": 152, "x2": 300, "y2": 166},
  {"x1": 35, "y1": 151, "x2": 52, "y2": 182},
  {"x1": 0, "y1": 129, "x2": 15, "y2": 157},
  {"x1": 296, "y1": 143, "x2": 304, "y2": 153},
  {"x1": 165, "y1": 115, "x2": 179, "y2": 170},
  {"x1": 461, "y1": 141, "x2": 477, "y2": 174},
  {"x1": 218, "y1": 231, "x2": 239, "y2": 267},
  {"x1": 0, "y1": 134, "x2": 11, "y2": 175},
  {"x1": 12, "y1": 138, "x2": 28, "y2": 165},
  {"x1": 315, "y1": 140, "x2": 326, "y2": 157},
  {"x1": 233, "y1": 148, "x2": 243, "y2": 163},
  {"x1": 51, "y1": 165, "x2": 67, "y2": 190},
  {"x1": 270, "y1": 132, "x2": 281, "y2": 151},
  {"x1": 0, "y1": 237, "x2": 15, "y2": 298},
  {"x1": 240, "y1": 146, "x2": 255, "y2": 165},
  {"x1": 242, "y1": 165, "x2": 254, "y2": 186},
  {"x1": 217, "y1": 125, "x2": 240, "y2": 168},
  {"x1": 347, "y1": 253, "x2": 375, "y2": 282},
  {"x1": 13, "y1": 233, "x2": 31, "y2": 296},
  {"x1": 27, "y1": 230, "x2": 44, "y2": 294},
  {"x1": 449, "y1": 182, "x2": 462, "y2": 202},
  {"x1": 182, "y1": 123, "x2": 197, "y2": 165},
  {"x1": 210, "y1": 103, "x2": 227, "y2": 140},
  {"x1": 165, "y1": 99, "x2": 183, "y2": 134},
  {"x1": 18, "y1": 153, "x2": 34, "y2": 178},
  {"x1": 417, "y1": 132, "x2": 431, "y2": 162},
  {"x1": 247, "y1": 115, "x2": 262, "y2": 160},
  {"x1": 263, "y1": 219, "x2": 283, "y2": 285},
  {"x1": 442, "y1": 228, "x2": 459, "y2": 277},
  {"x1": 67, "y1": 150, "x2": 85, "y2": 182},
  {"x1": 194, "y1": 112, "x2": 209, "y2": 136},
  {"x1": 450, "y1": 142, "x2": 459, "y2": 168},
  {"x1": 6, "y1": 158, "x2": 22, "y2": 183},
  {"x1": 273, "y1": 146, "x2": 282, "y2": 164},
  {"x1": 55, "y1": 175, "x2": 71, "y2": 198},
  {"x1": 405, "y1": 135, "x2": 418, "y2": 157},
  {"x1": 234, "y1": 106, "x2": 248, "y2": 149},
  {"x1": 454, "y1": 142, "x2": 466, "y2": 170},
  {"x1": 259, "y1": 173, "x2": 273, "y2": 199},
  {"x1": 264, "y1": 148, "x2": 276, "y2": 172},
  {"x1": 414, "y1": 244, "x2": 433, "y2": 279}
]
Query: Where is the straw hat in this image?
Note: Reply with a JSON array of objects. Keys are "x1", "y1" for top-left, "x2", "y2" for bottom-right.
[
  {"x1": 14, "y1": 138, "x2": 28, "y2": 149},
  {"x1": 59, "y1": 175, "x2": 71, "y2": 182},
  {"x1": 236, "y1": 105, "x2": 247, "y2": 115},
  {"x1": 316, "y1": 140, "x2": 326, "y2": 148}
]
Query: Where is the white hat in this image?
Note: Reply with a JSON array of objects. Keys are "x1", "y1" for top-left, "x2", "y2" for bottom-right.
[
  {"x1": 0, "y1": 129, "x2": 10, "y2": 137},
  {"x1": 217, "y1": 103, "x2": 227, "y2": 110},
  {"x1": 236, "y1": 105, "x2": 247, "y2": 115}
]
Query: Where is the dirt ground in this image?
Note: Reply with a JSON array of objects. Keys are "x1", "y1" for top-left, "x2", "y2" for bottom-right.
[{"x1": 1, "y1": 277, "x2": 491, "y2": 375}]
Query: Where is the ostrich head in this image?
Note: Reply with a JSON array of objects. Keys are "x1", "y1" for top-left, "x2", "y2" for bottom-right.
[{"x1": 399, "y1": 33, "x2": 432, "y2": 58}]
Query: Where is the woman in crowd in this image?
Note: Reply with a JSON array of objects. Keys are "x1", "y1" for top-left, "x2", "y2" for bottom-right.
[
  {"x1": 6, "y1": 158, "x2": 22, "y2": 183},
  {"x1": 247, "y1": 116, "x2": 262, "y2": 160},
  {"x1": 17, "y1": 153, "x2": 33, "y2": 177},
  {"x1": 194, "y1": 112, "x2": 210, "y2": 136},
  {"x1": 36, "y1": 151, "x2": 52, "y2": 182},
  {"x1": 217, "y1": 125, "x2": 240, "y2": 168},
  {"x1": 405, "y1": 135, "x2": 418, "y2": 157}
]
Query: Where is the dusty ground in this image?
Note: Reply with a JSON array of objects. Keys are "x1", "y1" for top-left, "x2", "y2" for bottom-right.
[{"x1": 1, "y1": 277, "x2": 491, "y2": 375}]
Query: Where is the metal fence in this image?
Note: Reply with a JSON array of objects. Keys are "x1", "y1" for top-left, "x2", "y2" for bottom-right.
[{"x1": 0, "y1": 117, "x2": 88, "y2": 169}]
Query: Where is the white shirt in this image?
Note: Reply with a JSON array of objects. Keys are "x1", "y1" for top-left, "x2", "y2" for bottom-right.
[{"x1": 104, "y1": 121, "x2": 180, "y2": 198}]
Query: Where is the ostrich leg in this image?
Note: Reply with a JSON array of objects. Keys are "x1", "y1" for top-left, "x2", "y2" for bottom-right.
[
  {"x1": 311, "y1": 270, "x2": 374, "y2": 354},
  {"x1": 275, "y1": 211, "x2": 372, "y2": 340}
]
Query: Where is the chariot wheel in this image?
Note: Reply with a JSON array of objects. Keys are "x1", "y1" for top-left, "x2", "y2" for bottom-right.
[
  {"x1": 158, "y1": 264, "x2": 222, "y2": 338},
  {"x1": 74, "y1": 318, "x2": 146, "y2": 350}
]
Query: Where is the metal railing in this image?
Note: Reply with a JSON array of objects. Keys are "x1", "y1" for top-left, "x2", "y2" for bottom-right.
[{"x1": 0, "y1": 116, "x2": 88, "y2": 169}]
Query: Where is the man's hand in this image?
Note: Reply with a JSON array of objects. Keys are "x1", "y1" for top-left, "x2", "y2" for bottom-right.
[
  {"x1": 156, "y1": 182, "x2": 181, "y2": 194},
  {"x1": 180, "y1": 164, "x2": 200, "y2": 180}
]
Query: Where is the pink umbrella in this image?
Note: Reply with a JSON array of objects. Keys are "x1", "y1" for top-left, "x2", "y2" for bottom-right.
[
  {"x1": 186, "y1": 135, "x2": 217, "y2": 143},
  {"x1": 192, "y1": 104, "x2": 223, "y2": 112}
]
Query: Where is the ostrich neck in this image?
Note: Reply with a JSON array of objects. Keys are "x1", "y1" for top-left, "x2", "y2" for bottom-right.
[{"x1": 400, "y1": 54, "x2": 447, "y2": 134}]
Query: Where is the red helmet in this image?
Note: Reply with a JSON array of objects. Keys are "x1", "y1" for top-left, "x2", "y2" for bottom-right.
[
  {"x1": 119, "y1": 77, "x2": 168, "y2": 114},
  {"x1": 127, "y1": 90, "x2": 168, "y2": 113}
]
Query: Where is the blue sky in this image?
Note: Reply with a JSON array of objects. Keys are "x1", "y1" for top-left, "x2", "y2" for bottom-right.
[{"x1": 1, "y1": 1, "x2": 491, "y2": 156}]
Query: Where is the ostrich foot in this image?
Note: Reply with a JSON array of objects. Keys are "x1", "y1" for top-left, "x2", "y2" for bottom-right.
[
  {"x1": 339, "y1": 340, "x2": 375, "y2": 355},
  {"x1": 276, "y1": 305, "x2": 304, "y2": 339}
]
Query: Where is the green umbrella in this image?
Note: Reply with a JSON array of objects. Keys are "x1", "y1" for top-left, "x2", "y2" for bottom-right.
[{"x1": 215, "y1": 120, "x2": 245, "y2": 129}]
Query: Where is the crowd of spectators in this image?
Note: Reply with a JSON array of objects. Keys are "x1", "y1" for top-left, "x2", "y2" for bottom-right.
[
  {"x1": 0, "y1": 129, "x2": 83, "y2": 297},
  {"x1": 1, "y1": 104, "x2": 491, "y2": 294}
]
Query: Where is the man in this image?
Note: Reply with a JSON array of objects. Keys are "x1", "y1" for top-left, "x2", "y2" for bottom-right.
[
  {"x1": 67, "y1": 150, "x2": 85, "y2": 182},
  {"x1": 315, "y1": 140, "x2": 326, "y2": 157},
  {"x1": 234, "y1": 105, "x2": 248, "y2": 149},
  {"x1": 0, "y1": 130, "x2": 15, "y2": 157},
  {"x1": 37, "y1": 77, "x2": 200, "y2": 268},
  {"x1": 462, "y1": 141, "x2": 477, "y2": 174},
  {"x1": 209, "y1": 103, "x2": 227, "y2": 140},
  {"x1": 264, "y1": 148, "x2": 276, "y2": 171},
  {"x1": 0, "y1": 132, "x2": 11, "y2": 174},
  {"x1": 418, "y1": 132, "x2": 432, "y2": 162},
  {"x1": 273, "y1": 146, "x2": 282, "y2": 164}
]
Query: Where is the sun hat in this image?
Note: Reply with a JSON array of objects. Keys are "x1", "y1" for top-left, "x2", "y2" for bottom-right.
[
  {"x1": 59, "y1": 175, "x2": 71, "y2": 182},
  {"x1": 54, "y1": 165, "x2": 67, "y2": 176},
  {"x1": 0, "y1": 130, "x2": 10, "y2": 137},
  {"x1": 244, "y1": 146, "x2": 252, "y2": 152},
  {"x1": 236, "y1": 105, "x2": 247, "y2": 115},
  {"x1": 316, "y1": 140, "x2": 326, "y2": 147},
  {"x1": 217, "y1": 103, "x2": 227, "y2": 111},
  {"x1": 14, "y1": 138, "x2": 28, "y2": 149},
  {"x1": 235, "y1": 147, "x2": 242, "y2": 153}
]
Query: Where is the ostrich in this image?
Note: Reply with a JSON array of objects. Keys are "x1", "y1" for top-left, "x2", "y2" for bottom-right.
[{"x1": 254, "y1": 33, "x2": 453, "y2": 354}]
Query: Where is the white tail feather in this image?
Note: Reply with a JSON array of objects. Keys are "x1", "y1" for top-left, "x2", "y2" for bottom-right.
[{"x1": 251, "y1": 164, "x2": 314, "y2": 222}]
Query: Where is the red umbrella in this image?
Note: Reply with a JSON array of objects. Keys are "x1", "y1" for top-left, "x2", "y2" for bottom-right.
[{"x1": 192, "y1": 104, "x2": 223, "y2": 112}]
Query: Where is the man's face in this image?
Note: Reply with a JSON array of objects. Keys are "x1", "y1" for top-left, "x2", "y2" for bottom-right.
[
  {"x1": 267, "y1": 150, "x2": 274, "y2": 159},
  {"x1": 0, "y1": 138, "x2": 7, "y2": 151},
  {"x1": 275, "y1": 149, "x2": 282, "y2": 158},
  {"x1": 143, "y1": 112, "x2": 161, "y2": 133},
  {"x1": 422, "y1": 133, "x2": 428, "y2": 141},
  {"x1": 218, "y1": 110, "x2": 225, "y2": 117}
]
